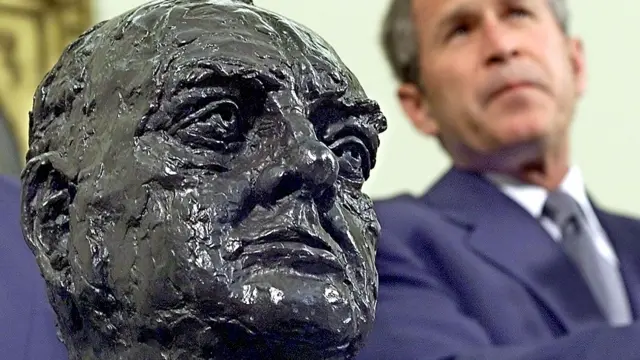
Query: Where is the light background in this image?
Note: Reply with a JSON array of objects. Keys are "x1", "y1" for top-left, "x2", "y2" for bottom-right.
[{"x1": 96, "y1": 0, "x2": 640, "y2": 215}]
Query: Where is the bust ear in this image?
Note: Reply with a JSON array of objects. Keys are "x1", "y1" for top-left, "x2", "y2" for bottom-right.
[{"x1": 22, "y1": 152, "x2": 76, "y2": 276}]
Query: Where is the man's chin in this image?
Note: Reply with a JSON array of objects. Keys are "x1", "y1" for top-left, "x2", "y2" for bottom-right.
[{"x1": 454, "y1": 136, "x2": 545, "y2": 174}]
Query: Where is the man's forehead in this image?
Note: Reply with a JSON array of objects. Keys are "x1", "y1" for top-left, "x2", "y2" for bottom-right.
[
  {"x1": 413, "y1": 0, "x2": 543, "y2": 21},
  {"x1": 412, "y1": 0, "x2": 473, "y2": 26}
]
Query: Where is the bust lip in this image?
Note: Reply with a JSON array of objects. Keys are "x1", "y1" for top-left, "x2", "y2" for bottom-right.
[
  {"x1": 236, "y1": 227, "x2": 346, "y2": 273},
  {"x1": 240, "y1": 242, "x2": 344, "y2": 274},
  {"x1": 251, "y1": 227, "x2": 335, "y2": 252}
]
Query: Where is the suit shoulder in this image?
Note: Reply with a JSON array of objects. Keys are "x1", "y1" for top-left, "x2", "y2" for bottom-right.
[
  {"x1": 0, "y1": 175, "x2": 24, "y2": 243},
  {"x1": 600, "y1": 208, "x2": 640, "y2": 230},
  {"x1": 0, "y1": 175, "x2": 20, "y2": 207},
  {"x1": 374, "y1": 193, "x2": 438, "y2": 220},
  {"x1": 372, "y1": 193, "x2": 445, "y2": 240},
  {"x1": 0, "y1": 175, "x2": 41, "y2": 286},
  {"x1": 0, "y1": 174, "x2": 24, "y2": 240}
]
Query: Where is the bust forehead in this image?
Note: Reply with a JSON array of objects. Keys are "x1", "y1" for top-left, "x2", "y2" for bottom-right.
[
  {"x1": 122, "y1": 0, "x2": 351, "y2": 81},
  {"x1": 91, "y1": 0, "x2": 371, "y2": 133},
  {"x1": 91, "y1": 0, "x2": 366, "y2": 111}
]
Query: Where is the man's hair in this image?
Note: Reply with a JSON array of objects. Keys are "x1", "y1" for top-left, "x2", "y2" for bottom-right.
[{"x1": 381, "y1": 0, "x2": 570, "y2": 84}]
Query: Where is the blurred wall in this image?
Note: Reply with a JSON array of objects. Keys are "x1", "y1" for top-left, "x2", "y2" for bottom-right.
[
  {"x1": 0, "y1": 0, "x2": 92, "y2": 175},
  {"x1": 95, "y1": 0, "x2": 640, "y2": 215}
]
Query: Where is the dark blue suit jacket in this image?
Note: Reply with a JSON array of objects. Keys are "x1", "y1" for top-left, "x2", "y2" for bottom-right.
[
  {"x1": 0, "y1": 175, "x2": 68, "y2": 359},
  {"x1": 358, "y1": 168, "x2": 640, "y2": 359}
]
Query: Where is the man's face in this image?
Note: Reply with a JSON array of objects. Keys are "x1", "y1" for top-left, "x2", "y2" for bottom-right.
[
  {"x1": 406, "y1": 0, "x2": 585, "y2": 170},
  {"x1": 69, "y1": 5, "x2": 385, "y2": 355}
]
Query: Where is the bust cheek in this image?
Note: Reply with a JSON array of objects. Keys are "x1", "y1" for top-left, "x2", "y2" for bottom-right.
[
  {"x1": 189, "y1": 176, "x2": 254, "y2": 225},
  {"x1": 131, "y1": 194, "x2": 229, "y2": 307}
]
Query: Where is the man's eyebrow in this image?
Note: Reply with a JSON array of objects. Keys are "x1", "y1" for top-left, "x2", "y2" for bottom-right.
[{"x1": 434, "y1": 3, "x2": 477, "y2": 37}]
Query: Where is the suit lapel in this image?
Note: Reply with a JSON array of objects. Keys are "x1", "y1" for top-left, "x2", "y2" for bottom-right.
[
  {"x1": 594, "y1": 208, "x2": 640, "y2": 319},
  {"x1": 424, "y1": 168, "x2": 604, "y2": 331}
]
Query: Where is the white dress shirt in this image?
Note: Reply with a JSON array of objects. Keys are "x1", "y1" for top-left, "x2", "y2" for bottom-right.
[{"x1": 485, "y1": 165, "x2": 632, "y2": 326}]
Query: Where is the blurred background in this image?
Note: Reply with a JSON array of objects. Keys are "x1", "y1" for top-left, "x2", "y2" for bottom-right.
[{"x1": 1, "y1": 0, "x2": 638, "y2": 214}]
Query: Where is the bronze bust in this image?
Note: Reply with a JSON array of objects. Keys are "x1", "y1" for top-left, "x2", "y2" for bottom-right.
[{"x1": 21, "y1": 1, "x2": 386, "y2": 359}]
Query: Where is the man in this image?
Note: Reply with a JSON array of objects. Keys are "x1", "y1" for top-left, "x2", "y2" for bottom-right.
[
  {"x1": 21, "y1": 0, "x2": 385, "y2": 359},
  {"x1": 357, "y1": 0, "x2": 640, "y2": 359},
  {"x1": 0, "y1": 175, "x2": 68, "y2": 359}
]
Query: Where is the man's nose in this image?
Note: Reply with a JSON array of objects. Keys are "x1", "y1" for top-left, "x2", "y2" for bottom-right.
[
  {"x1": 481, "y1": 20, "x2": 521, "y2": 66},
  {"x1": 254, "y1": 122, "x2": 339, "y2": 204}
]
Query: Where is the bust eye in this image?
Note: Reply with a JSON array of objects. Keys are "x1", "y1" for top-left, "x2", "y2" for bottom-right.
[
  {"x1": 329, "y1": 135, "x2": 371, "y2": 184},
  {"x1": 175, "y1": 99, "x2": 245, "y2": 151}
]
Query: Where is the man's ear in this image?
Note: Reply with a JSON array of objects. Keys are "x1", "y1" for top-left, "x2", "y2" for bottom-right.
[
  {"x1": 22, "y1": 152, "x2": 76, "y2": 275},
  {"x1": 397, "y1": 82, "x2": 439, "y2": 136},
  {"x1": 568, "y1": 37, "x2": 587, "y2": 97}
]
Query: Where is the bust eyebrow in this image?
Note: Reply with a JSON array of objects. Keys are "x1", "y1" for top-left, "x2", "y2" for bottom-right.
[
  {"x1": 139, "y1": 61, "x2": 283, "y2": 134},
  {"x1": 307, "y1": 96, "x2": 386, "y2": 167},
  {"x1": 346, "y1": 98, "x2": 387, "y2": 133},
  {"x1": 169, "y1": 59, "x2": 282, "y2": 97},
  {"x1": 309, "y1": 96, "x2": 387, "y2": 134}
]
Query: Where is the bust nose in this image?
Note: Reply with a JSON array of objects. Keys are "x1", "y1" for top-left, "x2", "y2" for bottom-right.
[{"x1": 254, "y1": 138, "x2": 339, "y2": 204}]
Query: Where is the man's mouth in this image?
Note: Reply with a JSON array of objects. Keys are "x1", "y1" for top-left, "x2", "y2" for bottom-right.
[
  {"x1": 492, "y1": 82, "x2": 536, "y2": 100},
  {"x1": 486, "y1": 80, "x2": 542, "y2": 105}
]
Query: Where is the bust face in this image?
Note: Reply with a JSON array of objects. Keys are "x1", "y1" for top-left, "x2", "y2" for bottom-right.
[{"x1": 22, "y1": 1, "x2": 386, "y2": 358}]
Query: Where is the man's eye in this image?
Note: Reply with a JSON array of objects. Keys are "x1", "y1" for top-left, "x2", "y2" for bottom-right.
[
  {"x1": 508, "y1": 7, "x2": 531, "y2": 18},
  {"x1": 450, "y1": 24, "x2": 470, "y2": 38},
  {"x1": 174, "y1": 99, "x2": 245, "y2": 151},
  {"x1": 445, "y1": 22, "x2": 474, "y2": 42}
]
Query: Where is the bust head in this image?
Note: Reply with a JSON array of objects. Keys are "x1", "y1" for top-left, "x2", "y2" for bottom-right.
[{"x1": 21, "y1": 0, "x2": 386, "y2": 359}]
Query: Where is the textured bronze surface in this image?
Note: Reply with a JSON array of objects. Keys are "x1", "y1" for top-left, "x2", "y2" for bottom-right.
[{"x1": 22, "y1": 1, "x2": 386, "y2": 359}]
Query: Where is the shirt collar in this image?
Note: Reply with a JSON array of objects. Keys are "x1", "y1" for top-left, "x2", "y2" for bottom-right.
[{"x1": 485, "y1": 166, "x2": 591, "y2": 219}]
